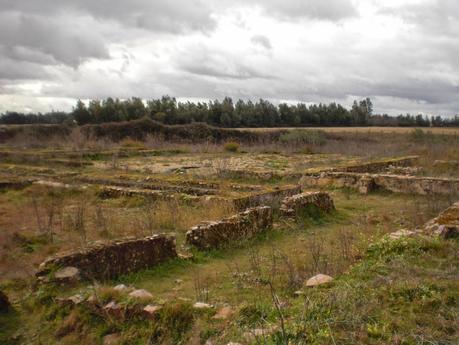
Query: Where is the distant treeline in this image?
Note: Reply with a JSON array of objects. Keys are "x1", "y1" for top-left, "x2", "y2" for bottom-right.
[{"x1": 1, "y1": 96, "x2": 459, "y2": 127}]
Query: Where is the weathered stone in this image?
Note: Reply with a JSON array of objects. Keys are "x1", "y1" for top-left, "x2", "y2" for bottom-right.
[
  {"x1": 233, "y1": 186, "x2": 302, "y2": 210},
  {"x1": 389, "y1": 229, "x2": 417, "y2": 240},
  {"x1": 423, "y1": 202, "x2": 459, "y2": 238},
  {"x1": 186, "y1": 206, "x2": 273, "y2": 250},
  {"x1": 305, "y1": 274, "x2": 333, "y2": 287},
  {"x1": 0, "y1": 290, "x2": 11, "y2": 313},
  {"x1": 279, "y1": 191, "x2": 334, "y2": 217},
  {"x1": 53, "y1": 266, "x2": 80, "y2": 284},
  {"x1": 143, "y1": 304, "x2": 162, "y2": 319},
  {"x1": 193, "y1": 302, "x2": 213, "y2": 309},
  {"x1": 128, "y1": 289, "x2": 153, "y2": 300},
  {"x1": 103, "y1": 333, "x2": 121, "y2": 345},
  {"x1": 301, "y1": 172, "x2": 459, "y2": 196},
  {"x1": 56, "y1": 294, "x2": 85, "y2": 307},
  {"x1": 212, "y1": 306, "x2": 233, "y2": 320},
  {"x1": 103, "y1": 301, "x2": 124, "y2": 319},
  {"x1": 113, "y1": 284, "x2": 129, "y2": 291},
  {"x1": 36, "y1": 234, "x2": 177, "y2": 281},
  {"x1": 243, "y1": 325, "x2": 278, "y2": 342}
]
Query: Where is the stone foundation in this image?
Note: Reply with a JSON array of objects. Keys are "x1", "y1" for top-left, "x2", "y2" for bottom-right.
[
  {"x1": 301, "y1": 172, "x2": 459, "y2": 196},
  {"x1": 36, "y1": 234, "x2": 177, "y2": 281},
  {"x1": 233, "y1": 186, "x2": 302, "y2": 210},
  {"x1": 186, "y1": 206, "x2": 273, "y2": 250},
  {"x1": 280, "y1": 192, "x2": 335, "y2": 217},
  {"x1": 423, "y1": 202, "x2": 459, "y2": 238}
]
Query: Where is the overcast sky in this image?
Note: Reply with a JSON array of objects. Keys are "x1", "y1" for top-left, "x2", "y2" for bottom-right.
[{"x1": 0, "y1": 0, "x2": 458, "y2": 116}]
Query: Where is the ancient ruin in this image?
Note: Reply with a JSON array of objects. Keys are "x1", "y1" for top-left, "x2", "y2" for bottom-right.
[
  {"x1": 186, "y1": 206, "x2": 273, "y2": 250},
  {"x1": 301, "y1": 172, "x2": 459, "y2": 196},
  {"x1": 280, "y1": 191, "x2": 335, "y2": 217},
  {"x1": 36, "y1": 234, "x2": 177, "y2": 281}
]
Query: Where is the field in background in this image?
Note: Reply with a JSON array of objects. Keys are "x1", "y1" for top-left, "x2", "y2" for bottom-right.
[{"x1": 236, "y1": 126, "x2": 459, "y2": 135}]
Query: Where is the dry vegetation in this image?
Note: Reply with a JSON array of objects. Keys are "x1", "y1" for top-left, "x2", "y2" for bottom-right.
[{"x1": 0, "y1": 126, "x2": 458, "y2": 344}]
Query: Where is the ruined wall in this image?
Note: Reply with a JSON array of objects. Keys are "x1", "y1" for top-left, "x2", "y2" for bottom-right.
[
  {"x1": 186, "y1": 206, "x2": 273, "y2": 250},
  {"x1": 301, "y1": 172, "x2": 459, "y2": 196},
  {"x1": 280, "y1": 192, "x2": 335, "y2": 217},
  {"x1": 36, "y1": 234, "x2": 177, "y2": 280},
  {"x1": 233, "y1": 186, "x2": 302, "y2": 210},
  {"x1": 331, "y1": 156, "x2": 418, "y2": 174},
  {"x1": 423, "y1": 202, "x2": 459, "y2": 238}
]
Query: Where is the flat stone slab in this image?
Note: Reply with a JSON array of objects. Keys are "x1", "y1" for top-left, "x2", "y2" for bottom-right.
[{"x1": 305, "y1": 274, "x2": 333, "y2": 287}]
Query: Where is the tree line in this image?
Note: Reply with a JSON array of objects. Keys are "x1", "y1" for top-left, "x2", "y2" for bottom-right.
[{"x1": 1, "y1": 96, "x2": 458, "y2": 127}]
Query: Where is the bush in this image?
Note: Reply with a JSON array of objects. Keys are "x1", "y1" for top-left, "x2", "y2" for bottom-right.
[
  {"x1": 120, "y1": 137, "x2": 146, "y2": 149},
  {"x1": 224, "y1": 141, "x2": 240, "y2": 152},
  {"x1": 279, "y1": 129, "x2": 326, "y2": 146}
]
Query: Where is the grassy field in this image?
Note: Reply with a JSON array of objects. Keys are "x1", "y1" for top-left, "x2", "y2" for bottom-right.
[
  {"x1": 236, "y1": 126, "x2": 459, "y2": 135},
  {"x1": 0, "y1": 130, "x2": 458, "y2": 344}
]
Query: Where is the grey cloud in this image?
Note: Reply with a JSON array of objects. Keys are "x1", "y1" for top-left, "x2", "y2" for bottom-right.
[
  {"x1": 0, "y1": 0, "x2": 216, "y2": 34},
  {"x1": 256, "y1": 0, "x2": 358, "y2": 21},
  {"x1": 251, "y1": 35, "x2": 272, "y2": 50},
  {"x1": 0, "y1": 11, "x2": 110, "y2": 67},
  {"x1": 176, "y1": 45, "x2": 275, "y2": 80}
]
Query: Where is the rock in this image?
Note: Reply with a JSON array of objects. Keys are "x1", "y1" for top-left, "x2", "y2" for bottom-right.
[
  {"x1": 175, "y1": 279, "x2": 183, "y2": 284},
  {"x1": 143, "y1": 304, "x2": 162, "y2": 319},
  {"x1": 113, "y1": 284, "x2": 129, "y2": 291},
  {"x1": 227, "y1": 343, "x2": 242, "y2": 345},
  {"x1": 293, "y1": 290, "x2": 304, "y2": 297},
  {"x1": 103, "y1": 301, "x2": 124, "y2": 319},
  {"x1": 178, "y1": 253, "x2": 194, "y2": 260},
  {"x1": 54, "y1": 266, "x2": 80, "y2": 284},
  {"x1": 212, "y1": 306, "x2": 233, "y2": 320},
  {"x1": 243, "y1": 326, "x2": 278, "y2": 342},
  {"x1": 305, "y1": 274, "x2": 333, "y2": 287},
  {"x1": 389, "y1": 229, "x2": 417, "y2": 240},
  {"x1": 128, "y1": 289, "x2": 153, "y2": 299},
  {"x1": 0, "y1": 290, "x2": 11, "y2": 313},
  {"x1": 103, "y1": 333, "x2": 121, "y2": 345},
  {"x1": 55, "y1": 294, "x2": 85, "y2": 307},
  {"x1": 193, "y1": 302, "x2": 213, "y2": 310}
]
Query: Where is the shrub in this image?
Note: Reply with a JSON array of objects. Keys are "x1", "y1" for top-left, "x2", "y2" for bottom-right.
[
  {"x1": 279, "y1": 129, "x2": 326, "y2": 146},
  {"x1": 120, "y1": 137, "x2": 146, "y2": 149},
  {"x1": 224, "y1": 141, "x2": 240, "y2": 152}
]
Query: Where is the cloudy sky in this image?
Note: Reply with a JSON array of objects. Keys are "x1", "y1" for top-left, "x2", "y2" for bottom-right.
[{"x1": 0, "y1": 0, "x2": 458, "y2": 116}]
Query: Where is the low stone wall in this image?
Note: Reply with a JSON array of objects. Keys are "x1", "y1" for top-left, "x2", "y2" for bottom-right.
[
  {"x1": 233, "y1": 186, "x2": 302, "y2": 210},
  {"x1": 280, "y1": 192, "x2": 335, "y2": 217},
  {"x1": 98, "y1": 186, "x2": 167, "y2": 199},
  {"x1": 423, "y1": 202, "x2": 459, "y2": 238},
  {"x1": 36, "y1": 234, "x2": 177, "y2": 281},
  {"x1": 301, "y1": 172, "x2": 459, "y2": 196},
  {"x1": 186, "y1": 206, "x2": 273, "y2": 250},
  {"x1": 331, "y1": 156, "x2": 418, "y2": 174}
]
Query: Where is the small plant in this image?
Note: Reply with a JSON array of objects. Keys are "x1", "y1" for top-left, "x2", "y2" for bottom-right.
[{"x1": 224, "y1": 141, "x2": 240, "y2": 152}]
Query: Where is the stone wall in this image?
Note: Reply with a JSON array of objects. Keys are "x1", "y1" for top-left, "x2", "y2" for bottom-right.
[
  {"x1": 233, "y1": 186, "x2": 302, "y2": 210},
  {"x1": 423, "y1": 202, "x2": 459, "y2": 238},
  {"x1": 280, "y1": 192, "x2": 335, "y2": 217},
  {"x1": 301, "y1": 172, "x2": 459, "y2": 196},
  {"x1": 186, "y1": 206, "x2": 273, "y2": 250},
  {"x1": 36, "y1": 234, "x2": 177, "y2": 281},
  {"x1": 330, "y1": 156, "x2": 418, "y2": 174}
]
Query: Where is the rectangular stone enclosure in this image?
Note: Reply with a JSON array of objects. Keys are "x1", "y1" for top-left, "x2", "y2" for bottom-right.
[
  {"x1": 36, "y1": 234, "x2": 177, "y2": 280},
  {"x1": 280, "y1": 192, "x2": 335, "y2": 217},
  {"x1": 186, "y1": 206, "x2": 273, "y2": 250}
]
